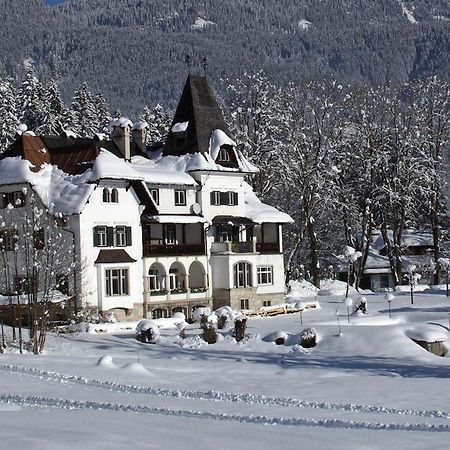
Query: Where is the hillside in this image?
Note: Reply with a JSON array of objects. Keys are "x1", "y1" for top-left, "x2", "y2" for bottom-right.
[{"x1": 0, "y1": 0, "x2": 449, "y2": 113}]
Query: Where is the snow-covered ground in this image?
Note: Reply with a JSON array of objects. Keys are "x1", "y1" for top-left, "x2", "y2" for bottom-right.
[{"x1": 1, "y1": 288, "x2": 450, "y2": 449}]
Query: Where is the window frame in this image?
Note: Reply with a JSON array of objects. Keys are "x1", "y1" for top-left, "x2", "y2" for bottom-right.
[
  {"x1": 240, "y1": 298, "x2": 249, "y2": 310},
  {"x1": 149, "y1": 188, "x2": 160, "y2": 205},
  {"x1": 96, "y1": 226, "x2": 108, "y2": 247},
  {"x1": 115, "y1": 226, "x2": 127, "y2": 247},
  {"x1": 102, "y1": 188, "x2": 111, "y2": 203},
  {"x1": 148, "y1": 269, "x2": 160, "y2": 291},
  {"x1": 0, "y1": 228, "x2": 18, "y2": 251},
  {"x1": 234, "y1": 262, "x2": 252, "y2": 288},
  {"x1": 174, "y1": 189, "x2": 186, "y2": 206},
  {"x1": 105, "y1": 268, "x2": 129, "y2": 296},
  {"x1": 257, "y1": 266, "x2": 273, "y2": 285},
  {"x1": 111, "y1": 188, "x2": 119, "y2": 203}
]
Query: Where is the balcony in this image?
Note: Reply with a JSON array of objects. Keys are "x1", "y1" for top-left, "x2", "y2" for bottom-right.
[
  {"x1": 256, "y1": 242, "x2": 280, "y2": 254},
  {"x1": 211, "y1": 241, "x2": 256, "y2": 254},
  {"x1": 143, "y1": 243, "x2": 205, "y2": 257}
]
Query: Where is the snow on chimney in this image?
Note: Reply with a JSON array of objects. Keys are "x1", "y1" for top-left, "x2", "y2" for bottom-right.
[
  {"x1": 131, "y1": 121, "x2": 149, "y2": 153},
  {"x1": 109, "y1": 117, "x2": 133, "y2": 161}
]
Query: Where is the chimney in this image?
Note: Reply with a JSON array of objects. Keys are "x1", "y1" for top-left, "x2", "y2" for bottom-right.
[
  {"x1": 109, "y1": 117, "x2": 133, "y2": 161},
  {"x1": 131, "y1": 121, "x2": 149, "y2": 153}
]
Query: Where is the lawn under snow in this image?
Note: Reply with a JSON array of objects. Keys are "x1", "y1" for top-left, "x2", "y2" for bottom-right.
[{"x1": 1, "y1": 285, "x2": 450, "y2": 449}]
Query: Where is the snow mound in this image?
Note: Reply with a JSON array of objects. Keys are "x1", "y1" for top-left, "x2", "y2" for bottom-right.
[
  {"x1": 120, "y1": 362, "x2": 150, "y2": 374},
  {"x1": 96, "y1": 355, "x2": 117, "y2": 369},
  {"x1": 318, "y1": 279, "x2": 370, "y2": 297},
  {"x1": 171, "y1": 121, "x2": 189, "y2": 133},
  {"x1": 405, "y1": 326, "x2": 448, "y2": 342},
  {"x1": 286, "y1": 279, "x2": 317, "y2": 299}
]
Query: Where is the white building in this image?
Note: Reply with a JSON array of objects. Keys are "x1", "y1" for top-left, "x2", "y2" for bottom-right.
[{"x1": 0, "y1": 75, "x2": 293, "y2": 320}]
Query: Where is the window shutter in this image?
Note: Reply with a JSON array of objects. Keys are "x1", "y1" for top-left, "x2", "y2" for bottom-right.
[
  {"x1": 106, "y1": 227, "x2": 114, "y2": 246},
  {"x1": 220, "y1": 192, "x2": 227, "y2": 205},
  {"x1": 233, "y1": 192, "x2": 238, "y2": 205},
  {"x1": 210, "y1": 192, "x2": 215, "y2": 205},
  {"x1": 93, "y1": 227, "x2": 99, "y2": 246},
  {"x1": 126, "y1": 227, "x2": 132, "y2": 246}
]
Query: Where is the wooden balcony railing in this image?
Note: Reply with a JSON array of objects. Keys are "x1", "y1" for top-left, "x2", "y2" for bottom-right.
[
  {"x1": 256, "y1": 242, "x2": 280, "y2": 253},
  {"x1": 143, "y1": 243, "x2": 205, "y2": 257}
]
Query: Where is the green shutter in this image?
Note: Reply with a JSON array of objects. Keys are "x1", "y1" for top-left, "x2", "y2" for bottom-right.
[
  {"x1": 93, "y1": 227, "x2": 99, "y2": 246},
  {"x1": 220, "y1": 192, "x2": 227, "y2": 205},
  {"x1": 126, "y1": 227, "x2": 132, "y2": 246},
  {"x1": 106, "y1": 227, "x2": 114, "y2": 246},
  {"x1": 233, "y1": 192, "x2": 238, "y2": 205}
]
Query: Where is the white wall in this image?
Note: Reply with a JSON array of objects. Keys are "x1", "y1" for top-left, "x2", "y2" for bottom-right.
[{"x1": 76, "y1": 180, "x2": 143, "y2": 312}]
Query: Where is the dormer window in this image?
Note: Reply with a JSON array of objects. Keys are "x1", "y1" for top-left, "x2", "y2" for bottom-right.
[
  {"x1": 111, "y1": 188, "x2": 119, "y2": 203},
  {"x1": 218, "y1": 146, "x2": 231, "y2": 162},
  {"x1": 102, "y1": 188, "x2": 110, "y2": 203},
  {"x1": 103, "y1": 188, "x2": 119, "y2": 203}
]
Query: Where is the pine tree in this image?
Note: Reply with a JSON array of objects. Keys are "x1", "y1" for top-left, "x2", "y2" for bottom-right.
[
  {"x1": 18, "y1": 68, "x2": 45, "y2": 132},
  {"x1": 140, "y1": 104, "x2": 171, "y2": 144},
  {"x1": 69, "y1": 82, "x2": 98, "y2": 137},
  {"x1": 0, "y1": 79, "x2": 19, "y2": 154},
  {"x1": 36, "y1": 80, "x2": 67, "y2": 135},
  {"x1": 93, "y1": 92, "x2": 111, "y2": 134}
]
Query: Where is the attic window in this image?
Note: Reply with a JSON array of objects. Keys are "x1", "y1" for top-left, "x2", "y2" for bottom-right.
[
  {"x1": 218, "y1": 146, "x2": 231, "y2": 162},
  {"x1": 111, "y1": 189, "x2": 119, "y2": 203}
]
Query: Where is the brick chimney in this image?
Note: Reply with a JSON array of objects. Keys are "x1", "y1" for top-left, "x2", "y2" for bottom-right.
[
  {"x1": 109, "y1": 117, "x2": 133, "y2": 161},
  {"x1": 131, "y1": 121, "x2": 149, "y2": 153}
]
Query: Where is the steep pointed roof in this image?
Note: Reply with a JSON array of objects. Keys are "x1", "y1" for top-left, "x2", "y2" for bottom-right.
[{"x1": 164, "y1": 75, "x2": 232, "y2": 157}]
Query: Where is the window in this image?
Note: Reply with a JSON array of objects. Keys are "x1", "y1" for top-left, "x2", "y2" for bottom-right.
[
  {"x1": 115, "y1": 226, "x2": 127, "y2": 247},
  {"x1": 380, "y1": 275, "x2": 390, "y2": 289},
  {"x1": 150, "y1": 188, "x2": 159, "y2": 205},
  {"x1": 94, "y1": 226, "x2": 109, "y2": 247},
  {"x1": 152, "y1": 308, "x2": 167, "y2": 319},
  {"x1": 94, "y1": 226, "x2": 131, "y2": 247},
  {"x1": 0, "y1": 228, "x2": 18, "y2": 251},
  {"x1": 102, "y1": 188, "x2": 111, "y2": 203},
  {"x1": 0, "y1": 191, "x2": 25, "y2": 209},
  {"x1": 174, "y1": 190, "x2": 186, "y2": 206},
  {"x1": 226, "y1": 192, "x2": 238, "y2": 206},
  {"x1": 148, "y1": 269, "x2": 160, "y2": 291},
  {"x1": 33, "y1": 229, "x2": 45, "y2": 250},
  {"x1": 210, "y1": 191, "x2": 238, "y2": 206},
  {"x1": 218, "y1": 147, "x2": 231, "y2": 162},
  {"x1": 257, "y1": 266, "x2": 273, "y2": 285},
  {"x1": 234, "y1": 262, "x2": 252, "y2": 288},
  {"x1": 263, "y1": 300, "x2": 272, "y2": 307},
  {"x1": 210, "y1": 191, "x2": 221, "y2": 206},
  {"x1": 111, "y1": 188, "x2": 119, "y2": 203},
  {"x1": 164, "y1": 224, "x2": 177, "y2": 244},
  {"x1": 216, "y1": 224, "x2": 233, "y2": 242},
  {"x1": 240, "y1": 298, "x2": 249, "y2": 310},
  {"x1": 169, "y1": 268, "x2": 181, "y2": 290},
  {"x1": 105, "y1": 268, "x2": 129, "y2": 296}
]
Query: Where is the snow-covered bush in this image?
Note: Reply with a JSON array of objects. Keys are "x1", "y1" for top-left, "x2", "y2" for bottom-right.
[
  {"x1": 177, "y1": 320, "x2": 188, "y2": 339},
  {"x1": 355, "y1": 296, "x2": 368, "y2": 314},
  {"x1": 136, "y1": 319, "x2": 160, "y2": 344},
  {"x1": 233, "y1": 315, "x2": 247, "y2": 342},
  {"x1": 215, "y1": 306, "x2": 236, "y2": 329},
  {"x1": 193, "y1": 307, "x2": 212, "y2": 323},
  {"x1": 299, "y1": 327, "x2": 317, "y2": 348},
  {"x1": 273, "y1": 331, "x2": 288, "y2": 345},
  {"x1": 201, "y1": 315, "x2": 218, "y2": 344}
]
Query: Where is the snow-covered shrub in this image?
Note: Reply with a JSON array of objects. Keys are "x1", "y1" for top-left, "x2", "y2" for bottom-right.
[
  {"x1": 355, "y1": 296, "x2": 368, "y2": 314},
  {"x1": 136, "y1": 319, "x2": 160, "y2": 344},
  {"x1": 274, "y1": 331, "x2": 288, "y2": 345},
  {"x1": 233, "y1": 315, "x2": 247, "y2": 342},
  {"x1": 215, "y1": 306, "x2": 235, "y2": 329},
  {"x1": 193, "y1": 307, "x2": 212, "y2": 322},
  {"x1": 201, "y1": 315, "x2": 217, "y2": 344},
  {"x1": 299, "y1": 328, "x2": 317, "y2": 348},
  {"x1": 177, "y1": 320, "x2": 188, "y2": 339}
]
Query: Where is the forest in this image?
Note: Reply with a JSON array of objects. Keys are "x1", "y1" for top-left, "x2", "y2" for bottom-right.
[{"x1": 0, "y1": 69, "x2": 449, "y2": 288}]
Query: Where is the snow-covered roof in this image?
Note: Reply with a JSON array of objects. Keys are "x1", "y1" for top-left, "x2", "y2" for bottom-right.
[
  {"x1": 370, "y1": 230, "x2": 433, "y2": 251},
  {"x1": 131, "y1": 155, "x2": 197, "y2": 186},
  {"x1": 209, "y1": 129, "x2": 236, "y2": 160},
  {"x1": 0, "y1": 157, "x2": 94, "y2": 216},
  {"x1": 90, "y1": 150, "x2": 143, "y2": 182},
  {"x1": 243, "y1": 182, "x2": 293, "y2": 224},
  {"x1": 171, "y1": 121, "x2": 189, "y2": 133},
  {"x1": 108, "y1": 117, "x2": 133, "y2": 130}
]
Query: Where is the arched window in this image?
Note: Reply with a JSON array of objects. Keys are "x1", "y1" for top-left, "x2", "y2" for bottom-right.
[
  {"x1": 102, "y1": 188, "x2": 111, "y2": 203},
  {"x1": 111, "y1": 188, "x2": 119, "y2": 203},
  {"x1": 148, "y1": 263, "x2": 165, "y2": 292},
  {"x1": 152, "y1": 308, "x2": 167, "y2": 319},
  {"x1": 233, "y1": 262, "x2": 252, "y2": 288},
  {"x1": 218, "y1": 146, "x2": 231, "y2": 162}
]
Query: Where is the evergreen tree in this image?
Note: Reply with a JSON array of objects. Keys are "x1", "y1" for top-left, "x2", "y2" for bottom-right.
[
  {"x1": 69, "y1": 82, "x2": 98, "y2": 137},
  {"x1": 93, "y1": 92, "x2": 111, "y2": 134},
  {"x1": 36, "y1": 80, "x2": 67, "y2": 135},
  {"x1": 0, "y1": 79, "x2": 19, "y2": 154},
  {"x1": 18, "y1": 68, "x2": 45, "y2": 132},
  {"x1": 140, "y1": 104, "x2": 171, "y2": 144}
]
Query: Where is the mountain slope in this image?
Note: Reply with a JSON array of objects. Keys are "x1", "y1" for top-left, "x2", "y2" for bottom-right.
[{"x1": 0, "y1": 0, "x2": 448, "y2": 114}]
